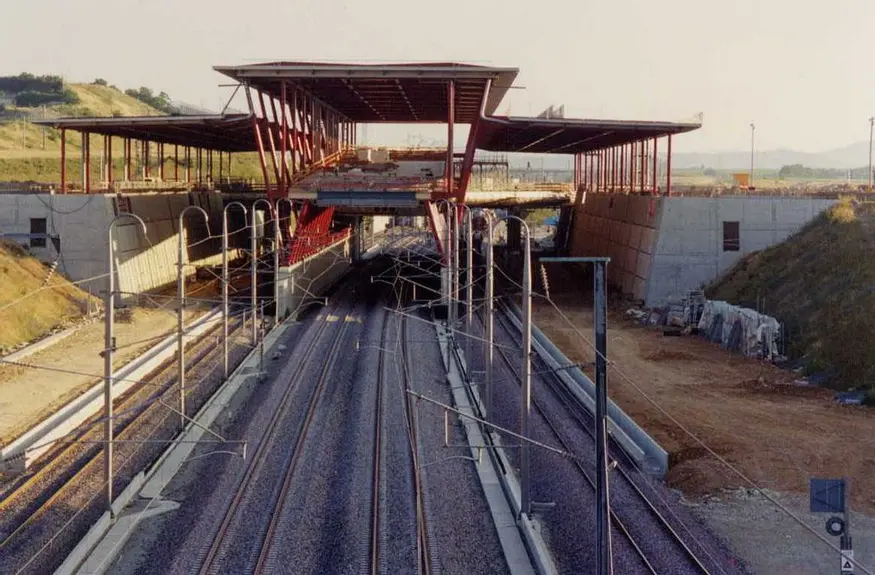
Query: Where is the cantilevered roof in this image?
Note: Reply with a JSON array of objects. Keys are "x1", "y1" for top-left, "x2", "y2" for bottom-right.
[
  {"x1": 34, "y1": 114, "x2": 257, "y2": 152},
  {"x1": 214, "y1": 61, "x2": 519, "y2": 124},
  {"x1": 475, "y1": 115, "x2": 703, "y2": 154}
]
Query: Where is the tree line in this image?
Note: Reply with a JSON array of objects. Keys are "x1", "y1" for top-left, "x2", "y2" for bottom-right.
[
  {"x1": 0, "y1": 73, "x2": 79, "y2": 107},
  {"x1": 778, "y1": 164, "x2": 871, "y2": 179}
]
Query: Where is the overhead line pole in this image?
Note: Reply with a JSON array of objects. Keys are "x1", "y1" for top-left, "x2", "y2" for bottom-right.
[
  {"x1": 104, "y1": 213, "x2": 147, "y2": 516},
  {"x1": 177, "y1": 206, "x2": 209, "y2": 428},
  {"x1": 223, "y1": 202, "x2": 247, "y2": 378}
]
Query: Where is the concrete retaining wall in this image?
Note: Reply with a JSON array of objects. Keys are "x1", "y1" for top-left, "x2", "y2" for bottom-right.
[
  {"x1": 570, "y1": 194, "x2": 835, "y2": 305},
  {"x1": 569, "y1": 194, "x2": 661, "y2": 301},
  {"x1": 277, "y1": 236, "x2": 351, "y2": 319},
  {"x1": 646, "y1": 196, "x2": 835, "y2": 304},
  {"x1": 0, "y1": 192, "x2": 231, "y2": 300}
]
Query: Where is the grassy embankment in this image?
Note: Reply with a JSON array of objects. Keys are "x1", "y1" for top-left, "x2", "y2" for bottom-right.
[
  {"x1": 0, "y1": 83, "x2": 264, "y2": 183},
  {"x1": 0, "y1": 241, "x2": 93, "y2": 351},
  {"x1": 708, "y1": 198, "x2": 875, "y2": 393}
]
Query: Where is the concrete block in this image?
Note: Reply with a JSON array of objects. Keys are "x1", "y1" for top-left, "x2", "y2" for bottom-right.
[
  {"x1": 633, "y1": 277, "x2": 648, "y2": 301},
  {"x1": 635, "y1": 251, "x2": 653, "y2": 280},
  {"x1": 623, "y1": 247, "x2": 638, "y2": 273},
  {"x1": 628, "y1": 225, "x2": 642, "y2": 251},
  {"x1": 621, "y1": 271, "x2": 634, "y2": 295}
]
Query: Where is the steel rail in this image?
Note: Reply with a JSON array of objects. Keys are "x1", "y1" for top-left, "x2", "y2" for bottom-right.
[
  {"x1": 491, "y1": 304, "x2": 713, "y2": 574},
  {"x1": 197, "y1": 292, "x2": 351, "y2": 575},
  {"x1": 0, "y1": 318, "x2": 240, "y2": 549},
  {"x1": 0, "y1": 318, "x2": 247, "y2": 574},
  {"x1": 252, "y1": 299, "x2": 355, "y2": 574},
  {"x1": 400, "y1": 310, "x2": 433, "y2": 575}
]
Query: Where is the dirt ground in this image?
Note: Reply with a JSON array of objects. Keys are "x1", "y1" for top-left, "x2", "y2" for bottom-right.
[
  {"x1": 0, "y1": 306, "x2": 202, "y2": 446},
  {"x1": 533, "y1": 294, "x2": 875, "y2": 513}
]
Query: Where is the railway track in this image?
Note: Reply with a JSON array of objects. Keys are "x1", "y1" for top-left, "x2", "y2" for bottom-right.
[
  {"x1": 399, "y1": 309, "x2": 434, "y2": 575},
  {"x1": 198, "y1": 269, "x2": 437, "y2": 575},
  {"x1": 369, "y1": 311, "x2": 387, "y2": 574},
  {"x1": 198, "y1": 289, "x2": 354, "y2": 574},
  {"x1": 0, "y1": 315, "x2": 250, "y2": 575},
  {"x1": 488, "y1": 303, "x2": 717, "y2": 574}
]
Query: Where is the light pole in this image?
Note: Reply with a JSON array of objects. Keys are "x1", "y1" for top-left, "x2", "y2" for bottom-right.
[
  {"x1": 251, "y1": 199, "x2": 273, "y2": 346},
  {"x1": 749, "y1": 123, "x2": 756, "y2": 189},
  {"x1": 105, "y1": 212, "x2": 148, "y2": 515},
  {"x1": 497, "y1": 214, "x2": 532, "y2": 518},
  {"x1": 434, "y1": 199, "x2": 455, "y2": 329},
  {"x1": 484, "y1": 210, "x2": 496, "y2": 422},
  {"x1": 276, "y1": 198, "x2": 295, "y2": 321},
  {"x1": 178, "y1": 206, "x2": 209, "y2": 428},
  {"x1": 868, "y1": 117, "x2": 873, "y2": 192},
  {"x1": 223, "y1": 202, "x2": 247, "y2": 378}
]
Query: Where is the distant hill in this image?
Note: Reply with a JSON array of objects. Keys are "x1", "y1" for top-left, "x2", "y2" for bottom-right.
[
  {"x1": 670, "y1": 141, "x2": 871, "y2": 171},
  {"x1": 0, "y1": 83, "x2": 163, "y2": 154}
]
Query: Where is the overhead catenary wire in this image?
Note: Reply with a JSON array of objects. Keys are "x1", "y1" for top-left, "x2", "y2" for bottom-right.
[{"x1": 502, "y1": 260, "x2": 875, "y2": 574}]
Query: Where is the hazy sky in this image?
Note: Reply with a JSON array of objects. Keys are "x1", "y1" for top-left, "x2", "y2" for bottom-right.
[{"x1": 2, "y1": 0, "x2": 873, "y2": 154}]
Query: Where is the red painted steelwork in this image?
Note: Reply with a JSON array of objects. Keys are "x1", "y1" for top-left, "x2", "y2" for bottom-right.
[
  {"x1": 174, "y1": 145, "x2": 179, "y2": 181},
  {"x1": 281, "y1": 82, "x2": 288, "y2": 195},
  {"x1": 246, "y1": 86, "x2": 272, "y2": 196},
  {"x1": 446, "y1": 81, "x2": 455, "y2": 198},
  {"x1": 107, "y1": 136, "x2": 113, "y2": 186},
  {"x1": 84, "y1": 133, "x2": 91, "y2": 193},
  {"x1": 651, "y1": 137, "x2": 658, "y2": 194},
  {"x1": 640, "y1": 140, "x2": 646, "y2": 194},
  {"x1": 287, "y1": 203, "x2": 348, "y2": 264},
  {"x1": 258, "y1": 90, "x2": 281, "y2": 189},
  {"x1": 60, "y1": 129, "x2": 66, "y2": 193},
  {"x1": 666, "y1": 135, "x2": 672, "y2": 196}
]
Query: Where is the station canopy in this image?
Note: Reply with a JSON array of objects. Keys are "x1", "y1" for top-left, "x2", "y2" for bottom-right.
[
  {"x1": 34, "y1": 114, "x2": 257, "y2": 152},
  {"x1": 474, "y1": 115, "x2": 703, "y2": 154},
  {"x1": 213, "y1": 61, "x2": 519, "y2": 123}
]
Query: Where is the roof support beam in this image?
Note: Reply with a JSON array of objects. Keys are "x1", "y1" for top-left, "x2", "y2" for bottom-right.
[
  {"x1": 342, "y1": 79, "x2": 385, "y2": 121},
  {"x1": 456, "y1": 78, "x2": 492, "y2": 203},
  {"x1": 515, "y1": 128, "x2": 565, "y2": 153},
  {"x1": 395, "y1": 80, "x2": 418, "y2": 121}
]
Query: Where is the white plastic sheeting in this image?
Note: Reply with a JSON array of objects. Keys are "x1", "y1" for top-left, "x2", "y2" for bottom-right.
[{"x1": 697, "y1": 300, "x2": 781, "y2": 359}]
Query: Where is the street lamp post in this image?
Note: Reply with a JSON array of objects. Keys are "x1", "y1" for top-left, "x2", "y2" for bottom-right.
[
  {"x1": 434, "y1": 199, "x2": 455, "y2": 329},
  {"x1": 251, "y1": 199, "x2": 273, "y2": 346},
  {"x1": 222, "y1": 202, "x2": 248, "y2": 378},
  {"x1": 749, "y1": 123, "x2": 756, "y2": 189},
  {"x1": 105, "y1": 213, "x2": 148, "y2": 515},
  {"x1": 177, "y1": 206, "x2": 209, "y2": 428},
  {"x1": 484, "y1": 210, "x2": 496, "y2": 422},
  {"x1": 276, "y1": 198, "x2": 295, "y2": 320},
  {"x1": 496, "y1": 214, "x2": 532, "y2": 518}
]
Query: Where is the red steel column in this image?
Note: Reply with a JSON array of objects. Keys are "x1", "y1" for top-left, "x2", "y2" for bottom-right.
[
  {"x1": 281, "y1": 81, "x2": 288, "y2": 195},
  {"x1": 589, "y1": 153, "x2": 594, "y2": 190},
  {"x1": 620, "y1": 144, "x2": 625, "y2": 192},
  {"x1": 640, "y1": 140, "x2": 646, "y2": 193},
  {"x1": 185, "y1": 147, "x2": 191, "y2": 182},
  {"x1": 159, "y1": 143, "x2": 165, "y2": 181},
  {"x1": 107, "y1": 135, "x2": 113, "y2": 188},
  {"x1": 666, "y1": 135, "x2": 673, "y2": 196},
  {"x1": 630, "y1": 142, "x2": 635, "y2": 192},
  {"x1": 446, "y1": 80, "x2": 455, "y2": 197},
  {"x1": 612, "y1": 146, "x2": 618, "y2": 192},
  {"x1": 651, "y1": 137, "x2": 658, "y2": 195},
  {"x1": 60, "y1": 128, "x2": 66, "y2": 193},
  {"x1": 84, "y1": 133, "x2": 91, "y2": 193},
  {"x1": 174, "y1": 145, "x2": 179, "y2": 181},
  {"x1": 123, "y1": 139, "x2": 129, "y2": 181}
]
